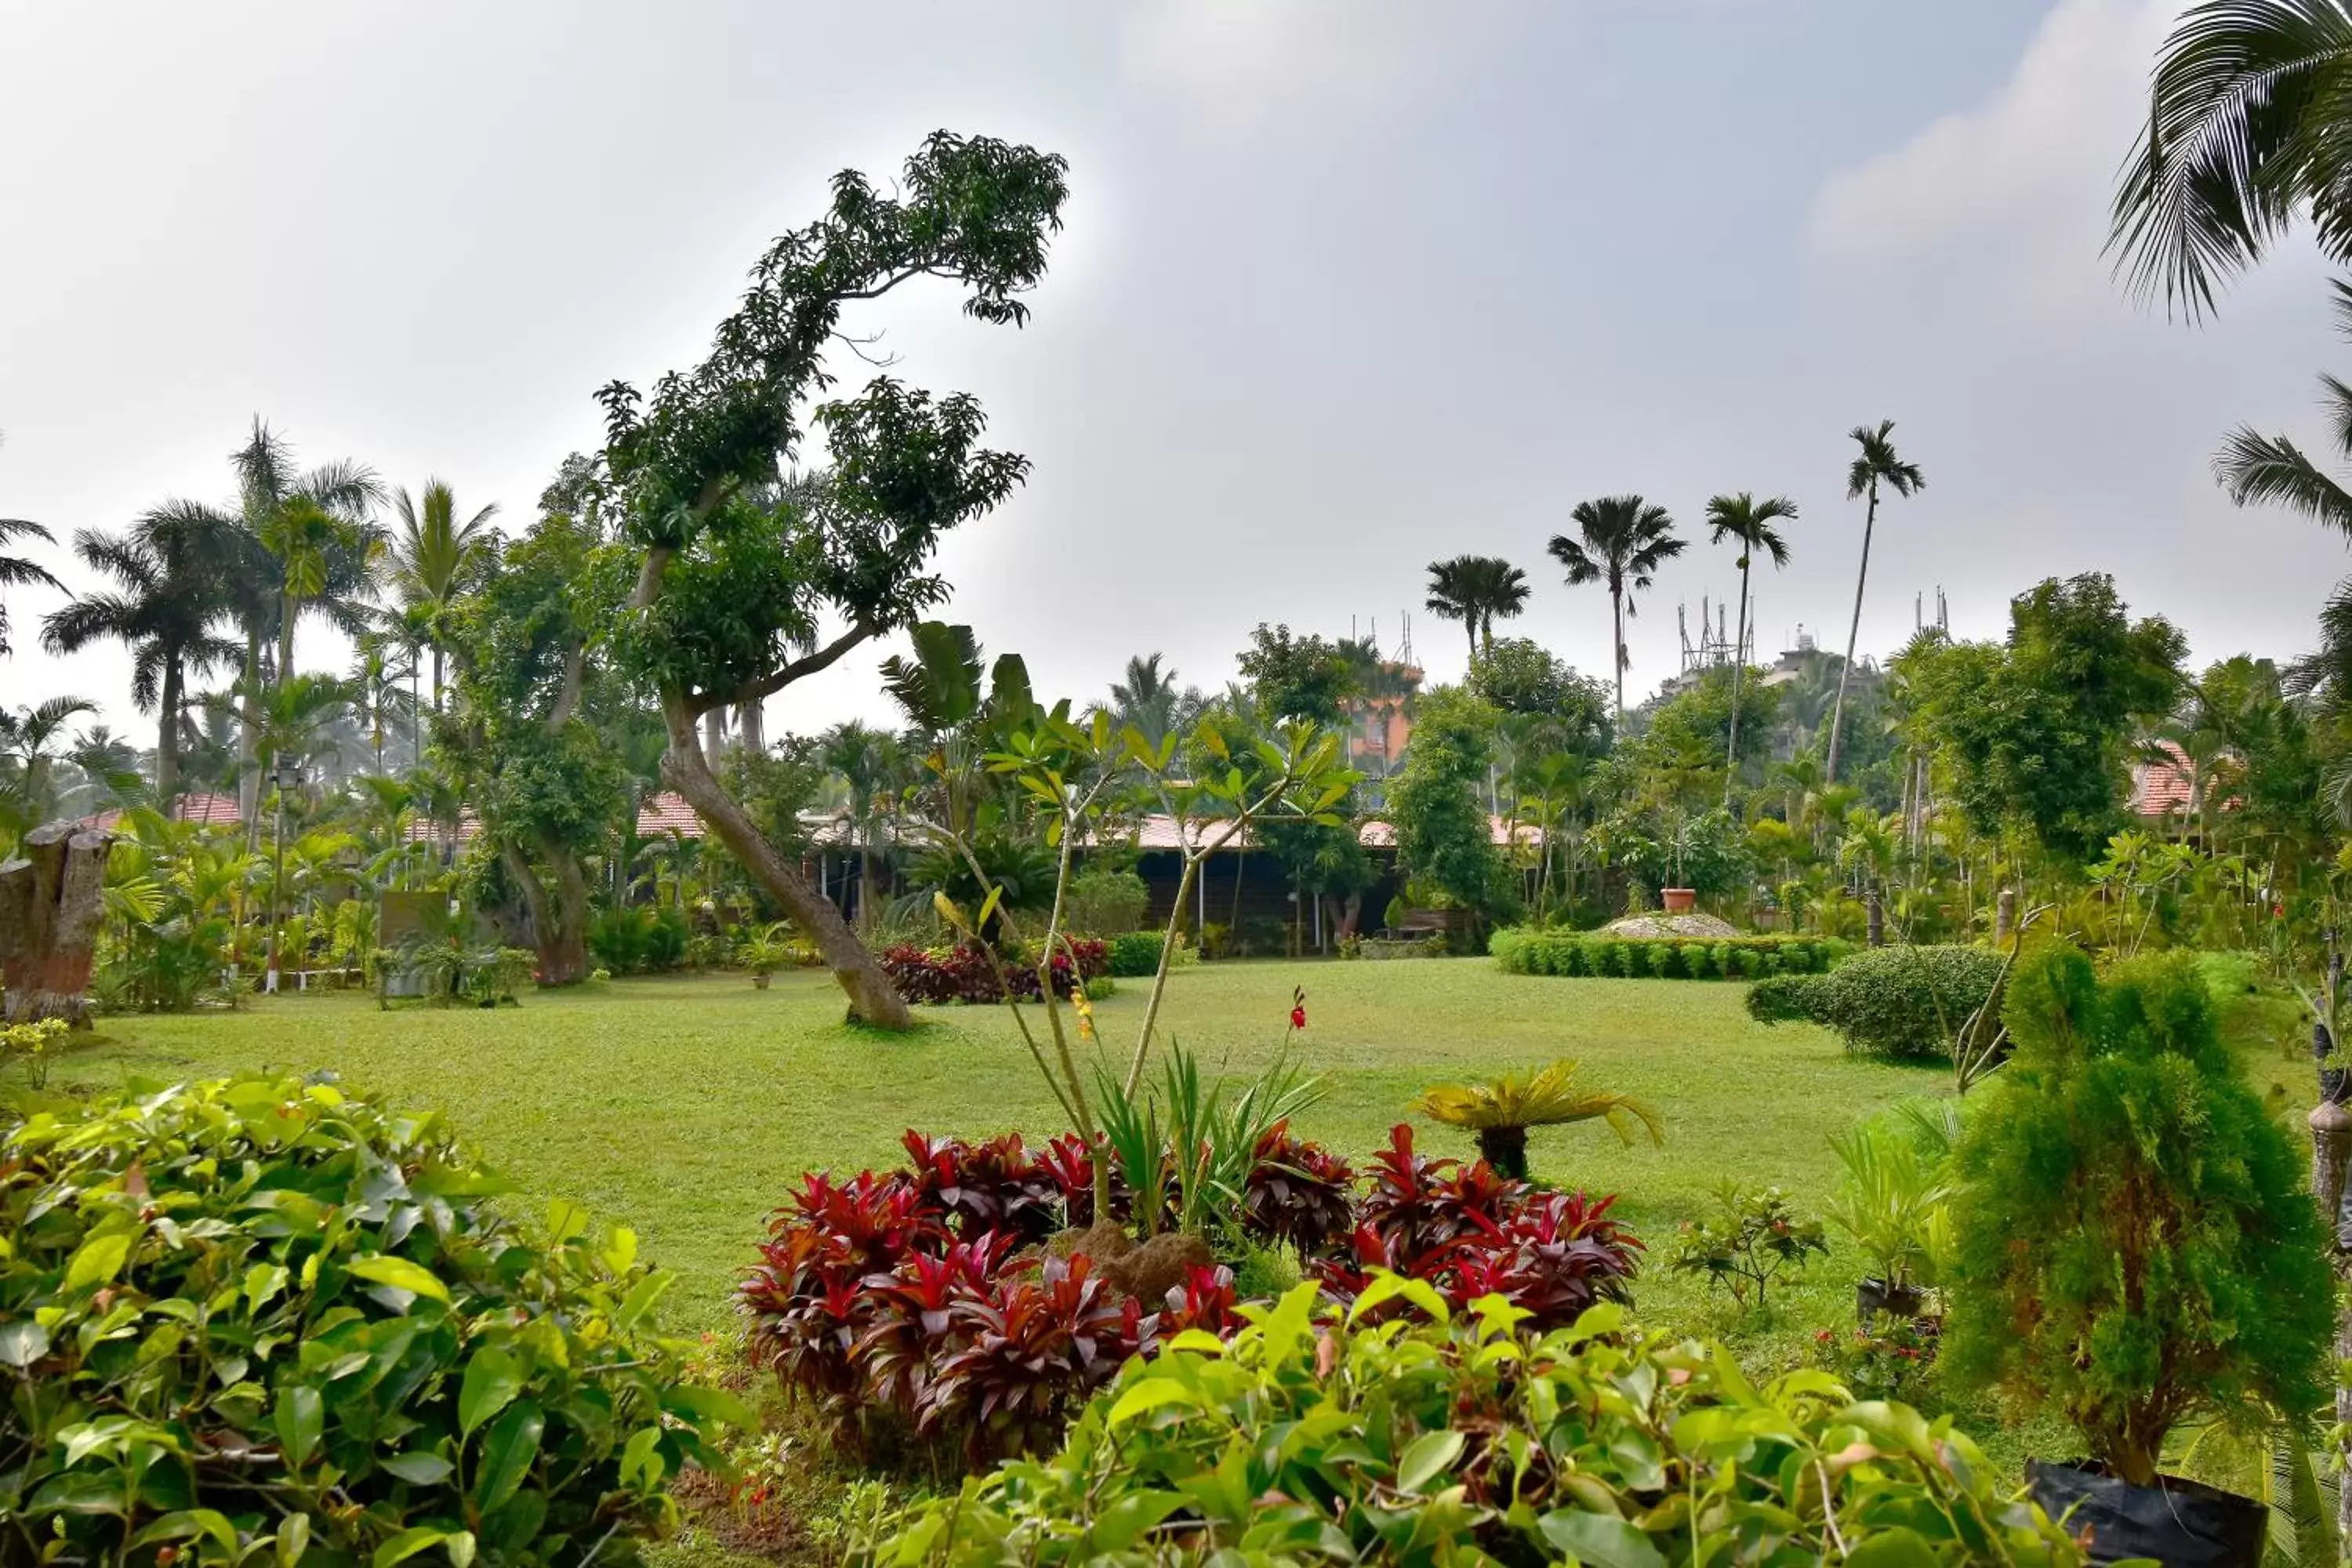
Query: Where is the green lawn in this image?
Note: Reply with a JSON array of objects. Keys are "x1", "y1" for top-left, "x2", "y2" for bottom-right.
[{"x1": 49, "y1": 956, "x2": 1996, "y2": 1344}]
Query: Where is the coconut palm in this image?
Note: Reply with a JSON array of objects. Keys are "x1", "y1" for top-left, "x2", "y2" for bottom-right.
[
  {"x1": 0, "y1": 696, "x2": 101, "y2": 831},
  {"x1": 0, "y1": 516, "x2": 62, "y2": 659},
  {"x1": 1412, "y1": 1058, "x2": 1664, "y2": 1181},
  {"x1": 1107, "y1": 652, "x2": 1195, "y2": 750},
  {"x1": 2109, "y1": 0, "x2": 2352, "y2": 320},
  {"x1": 1826, "y1": 423, "x2": 1925, "y2": 782},
  {"x1": 41, "y1": 504, "x2": 243, "y2": 803},
  {"x1": 1548, "y1": 496, "x2": 1685, "y2": 724},
  {"x1": 386, "y1": 479, "x2": 499, "y2": 714},
  {"x1": 1705, "y1": 493, "x2": 1798, "y2": 800},
  {"x1": 1425, "y1": 554, "x2": 1534, "y2": 661}
]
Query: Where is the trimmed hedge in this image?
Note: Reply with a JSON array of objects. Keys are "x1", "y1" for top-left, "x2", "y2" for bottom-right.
[
  {"x1": 1746, "y1": 943, "x2": 2004, "y2": 1060},
  {"x1": 1492, "y1": 927, "x2": 1850, "y2": 980}
]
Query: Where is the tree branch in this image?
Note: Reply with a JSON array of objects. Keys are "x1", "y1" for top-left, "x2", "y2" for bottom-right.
[{"x1": 705, "y1": 620, "x2": 880, "y2": 714}]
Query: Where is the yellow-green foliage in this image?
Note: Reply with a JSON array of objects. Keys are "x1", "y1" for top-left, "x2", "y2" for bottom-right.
[{"x1": 1942, "y1": 947, "x2": 2335, "y2": 1486}]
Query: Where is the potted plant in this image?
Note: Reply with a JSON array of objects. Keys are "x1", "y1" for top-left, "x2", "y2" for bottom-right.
[
  {"x1": 1659, "y1": 809, "x2": 1697, "y2": 913},
  {"x1": 738, "y1": 922, "x2": 790, "y2": 989},
  {"x1": 1943, "y1": 946, "x2": 2335, "y2": 1566},
  {"x1": 1824, "y1": 1116, "x2": 1949, "y2": 1322}
]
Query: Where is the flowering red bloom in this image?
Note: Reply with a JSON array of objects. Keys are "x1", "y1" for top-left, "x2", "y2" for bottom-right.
[
  {"x1": 2274, "y1": 902, "x2": 2287, "y2": 919},
  {"x1": 1290, "y1": 1005, "x2": 1307, "y2": 1029}
]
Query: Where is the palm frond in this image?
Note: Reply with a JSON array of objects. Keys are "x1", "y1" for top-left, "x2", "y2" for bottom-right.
[
  {"x1": 2214, "y1": 424, "x2": 2352, "y2": 535},
  {"x1": 1413, "y1": 1058, "x2": 1664, "y2": 1143}
]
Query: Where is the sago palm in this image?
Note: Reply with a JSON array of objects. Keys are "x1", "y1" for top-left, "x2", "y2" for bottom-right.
[
  {"x1": 1549, "y1": 496, "x2": 1684, "y2": 724},
  {"x1": 1425, "y1": 554, "x2": 1534, "y2": 660},
  {"x1": 2110, "y1": 0, "x2": 2352, "y2": 320},
  {"x1": 1827, "y1": 423, "x2": 1923, "y2": 782},
  {"x1": 1413, "y1": 1058, "x2": 1664, "y2": 1181},
  {"x1": 1704, "y1": 492, "x2": 1798, "y2": 800}
]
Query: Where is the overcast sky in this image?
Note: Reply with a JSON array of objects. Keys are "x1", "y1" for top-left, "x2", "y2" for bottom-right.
[{"x1": 4, "y1": 0, "x2": 2347, "y2": 748}]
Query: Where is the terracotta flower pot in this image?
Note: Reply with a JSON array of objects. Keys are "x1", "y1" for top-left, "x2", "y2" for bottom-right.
[
  {"x1": 1661, "y1": 887, "x2": 1697, "y2": 913},
  {"x1": 752, "y1": 973, "x2": 771, "y2": 990},
  {"x1": 1855, "y1": 1276, "x2": 1926, "y2": 1321}
]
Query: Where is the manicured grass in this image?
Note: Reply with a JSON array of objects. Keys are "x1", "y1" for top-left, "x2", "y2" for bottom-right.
[{"x1": 53, "y1": 956, "x2": 1958, "y2": 1342}]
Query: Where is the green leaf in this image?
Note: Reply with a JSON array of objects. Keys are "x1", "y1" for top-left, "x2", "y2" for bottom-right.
[
  {"x1": 380, "y1": 1450, "x2": 455, "y2": 1486},
  {"x1": 1396, "y1": 1429, "x2": 1467, "y2": 1494},
  {"x1": 618, "y1": 1425, "x2": 666, "y2": 1490},
  {"x1": 0, "y1": 1318, "x2": 50, "y2": 1367},
  {"x1": 662, "y1": 1384, "x2": 758, "y2": 1431},
  {"x1": 443, "y1": 1533, "x2": 477, "y2": 1568},
  {"x1": 1843, "y1": 1530, "x2": 1940, "y2": 1567},
  {"x1": 63, "y1": 1231, "x2": 131, "y2": 1293},
  {"x1": 474, "y1": 1400, "x2": 544, "y2": 1515},
  {"x1": 1087, "y1": 1489, "x2": 1185, "y2": 1552},
  {"x1": 130, "y1": 1511, "x2": 239, "y2": 1550},
  {"x1": 615, "y1": 1270, "x2": 672, "y2": 1334},
  {"x1": 244, "y1": 1262, "x2": 291, "y2": 1316},
  {"x1": 372, "y1": 1526, "x2": 448, "y2": 1568},
  {"x1": 276, "y1": 1512, "x2": 310, "y2": 1567},
  {"x1": 348, "y1": 1254, "x2": 452, "y2": 1306},
  {"x1": 458, "y1": 1345, "x2": 522, "y2": 1437},
  {"x1": 1537, "y1": 1509, "x2": 1667, "y2": 1568},
  {"x1": 275, "y1": 1385, "x2": 324, "y2": 1468},
  {"x1": 1107, "y1": 1377, "x2": 1197, "y2": 1427}
]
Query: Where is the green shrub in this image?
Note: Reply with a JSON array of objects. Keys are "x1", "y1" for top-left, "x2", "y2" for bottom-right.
[
  {"x1": 1798, "y1": 945, "x2": 2005, "y2": 1061},
  {"x1": 1105, "y1": 930, "x2": 1167, "y2": 977},
  {"x1": 0, "y1": 1075, "x2": 747, "y2": 1563},
  {"x1": 1944, "y1": 948, "x2": 2336, "y2": 1486},
  {"x1": 1491, "y1": 931, "x2": 1849, "y2": 980},
  {"x1": 1064, "y1": 868, "x2": 1149, "y2": 936},
  {"x1": 869, "y1": 1287, "x2": 2088, "y2": 1566},
  {"x1": 1746, "y1": 971, "x2": 1830, "y2": 1025}
]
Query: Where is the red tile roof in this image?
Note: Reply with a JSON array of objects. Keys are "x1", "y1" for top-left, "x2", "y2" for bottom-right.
[{"x1": 2130, "y1": 740, "x2": 2240, "y2": 818}]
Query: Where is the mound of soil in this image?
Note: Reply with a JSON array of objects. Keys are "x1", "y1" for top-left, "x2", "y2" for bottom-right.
[{"x1": 1599, "y1": 911, "x2": 1740, "y2": 939}]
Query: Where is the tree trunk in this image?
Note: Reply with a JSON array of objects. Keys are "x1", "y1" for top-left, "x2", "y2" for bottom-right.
[
  {"x1": 703, "y1": 707, "x2": 726, "y2": 760},
  {"x1": 1475, "y1": 1125, "x2": 1530, "y2": 1181},
  {"x1": 1826, "y1": 485, "x2": 1878, "y2": 782},
  {"x1": 431, "y1": 644, "x2": 444, "y2": 716},
  {"x1": 1611, "y1": 589, "x2": 1626, "y2": 726},
  {"x1": 1724, "y1": 562, "x2": 1750, "y2": 805},
  {"x1": 739, "y1": 698, "x2": 764, "y2": 755},
  {"x1": 505, "y1": 840, "x2": 592, "y2": 985},
  {"x1": 1994, "y1": 886, "x2": 2016, "y2": 946},
  {"x1": 1865, "y1": 881, "x2": 1886, "y2": 947},
  {"x1": 0, "y1": 823, "x2": 112, "y2": 1026},
  {"x1": 659, "y1": 697, "x2": 912, "y2": 1028},
  {"x1": 156, "y1": 654, "x2": 183, "y2": 807},
  {"x1": 238, "y1": 627, "x2": 262, "y2": 835}
]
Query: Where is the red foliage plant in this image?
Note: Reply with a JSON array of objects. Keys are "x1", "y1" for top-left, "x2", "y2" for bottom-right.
[
  {"x1": 746, "y1": 1121, "x2": 1639, "y2": 1469},
  {"x1": 878, "y1": 940, "x2": 1109, "y2": 1006},
  {"x1": 1314, "y1": 1124, "x2": 1642, "y2": 1330}
]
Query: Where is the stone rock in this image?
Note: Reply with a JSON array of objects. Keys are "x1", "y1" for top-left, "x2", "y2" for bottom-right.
[{"x1": 1599, "y1": 911, "x2": 1739, "y2": 939}]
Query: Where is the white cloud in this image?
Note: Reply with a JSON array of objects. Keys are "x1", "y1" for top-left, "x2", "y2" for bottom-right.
[
  {"x1": 1808, "y1": 0, "x2": 2176, "y2": 314},
  {"x1": 1120, "y1": 0, "x2": 1525, "y2": 129}
]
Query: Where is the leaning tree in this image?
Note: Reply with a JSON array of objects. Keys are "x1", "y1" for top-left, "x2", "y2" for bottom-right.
[{"x1": 597, "y1": 131, "x2": 1070, "y2": 1028}]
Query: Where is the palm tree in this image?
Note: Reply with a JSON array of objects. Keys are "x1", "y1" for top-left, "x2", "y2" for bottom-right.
[
  {"x1": 1548, "y1": 496, "x2": 1685, "y2": 724},
  {"x1": 386, "y1": 480, "x2": 499, "y2": 715},
  {"x1": 41, "y1": 505, "x2": 242, "y2": 803},
  {"x1": 1826, "y1": 423, "x2": 1925, "y2": 782},
  {"x1": 0, "y1": 517, "x2": 61, "y2": 659},
  {"x1": 819, "y1": 720, "x2": 906, "y2": 925},
  {"x1": 1704, "y1": 493, "x2": 1798, "y2": 800},
  {"x1": 0, "y1": 696, "x2": 101, "y2": 831},
  {"x1": 2109, "y1": 0, "x2": 2352, "y2": 321},
  {"x1": 1107, "y1": 653, "x2": 1190, "y2": 750},
  {"x1": 223, "y1": 420, "x2": 383, "y2": 831},
  {"x1": 1424, "y1": 554, "x2": 1533, "y2": 660}
]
